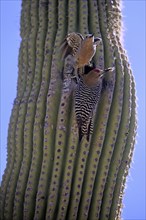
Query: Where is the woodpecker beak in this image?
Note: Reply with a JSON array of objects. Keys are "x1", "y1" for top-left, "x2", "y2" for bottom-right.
[
  {"x1": 88, "y1": 34, "x2": 94, "y2": 38},
  {"x1": 94, "y1": 37, "x2": 102, "y2": 46},
  {"x1": 99, "y1": 67, "x2": 115, "y2": 78},
  {"x1": 94, "y1": 37, "x2": 101, "y2": 42}
]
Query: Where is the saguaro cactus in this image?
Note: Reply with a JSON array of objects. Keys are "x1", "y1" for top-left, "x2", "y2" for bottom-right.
[{"x1": 0, "y1": 0, "x2": 137, "y2": 219}]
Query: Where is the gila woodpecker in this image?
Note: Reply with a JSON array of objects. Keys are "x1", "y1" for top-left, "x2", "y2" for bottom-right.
[
  {"x1": 60, "y1": 32, "x2": 101, "y2": 78},
  {"x1": 75, "y1": 66, "x2": 114, "y2": 142}
]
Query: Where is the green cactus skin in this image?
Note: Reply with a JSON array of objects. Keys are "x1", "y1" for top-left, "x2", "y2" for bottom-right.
[{"x1": 0, "y1": 0, "x2": 137, "y2": 219}]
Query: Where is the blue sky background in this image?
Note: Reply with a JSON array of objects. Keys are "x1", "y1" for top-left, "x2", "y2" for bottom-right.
[{"x1": 0, "y1": 1, "x2": 145, "y2": 219}]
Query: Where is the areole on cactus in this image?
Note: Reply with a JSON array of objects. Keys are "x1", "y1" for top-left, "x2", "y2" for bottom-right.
[{"x1": 0, "y1": 0, "x2": 137, "y2": 220}]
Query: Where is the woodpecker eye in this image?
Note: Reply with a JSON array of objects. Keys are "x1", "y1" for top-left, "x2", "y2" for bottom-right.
[{"x1": 84, "y1": 65, "x2": 95, "y2": 74}]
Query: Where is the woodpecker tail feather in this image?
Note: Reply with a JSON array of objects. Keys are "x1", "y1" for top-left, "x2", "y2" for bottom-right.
[
  {"x1": 78, "y1": 119, "x2": 93, "y2": 142},
  {"x1": 79, "y1": 126, "x2": 83, "y2": 143},
  {"x1": 78, "y1": 118, "x2": 83, "y2": 143},
  {"x1": 87, "y1": 122, "x2": 91, "y2": 142},
  {"x1": 87, "y1": 119, "x2": 93, "y2": 142}
]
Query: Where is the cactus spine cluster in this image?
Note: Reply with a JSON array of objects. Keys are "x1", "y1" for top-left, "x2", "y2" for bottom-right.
[{"x1": 0, "y1": 0, "x2": 137, "y2": 219}]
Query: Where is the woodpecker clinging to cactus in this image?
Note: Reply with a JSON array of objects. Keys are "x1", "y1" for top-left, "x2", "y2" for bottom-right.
[
  {"x1": 75, "y1": 66, "x2": 114, "y2": 142},
  {"x1": 60, "y1": 32, "x2": 101, "y2": 78}
]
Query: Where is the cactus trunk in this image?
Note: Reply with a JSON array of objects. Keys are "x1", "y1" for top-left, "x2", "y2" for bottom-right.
[{"x1": 0, "y1": 0, "x2": 137, "y2": 219}]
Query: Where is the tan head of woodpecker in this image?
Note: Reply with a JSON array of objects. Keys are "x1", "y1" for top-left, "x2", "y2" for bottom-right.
[{"x1": 82, "y1": 66, "x2": 114, "y2": 87}]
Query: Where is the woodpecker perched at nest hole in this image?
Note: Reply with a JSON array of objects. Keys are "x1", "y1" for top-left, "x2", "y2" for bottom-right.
[{"x1": 75, "y1": 65, "x2": 114, "y2": 142}]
